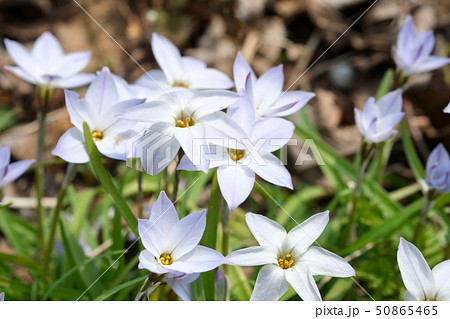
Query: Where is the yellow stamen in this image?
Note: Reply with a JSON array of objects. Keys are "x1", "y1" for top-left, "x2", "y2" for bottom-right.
[
  {"x1": 92, "y1": 130, "x2": 104, "y2": 141},
  {"x1": 159, "y1": 253, "x2": 173, "y2": 265},
  {"x1": 228, "y1": 149, "x2": 245, "y2": 162},
  {"x1": 176, "y1": 116, "x2": 195, "y2": 128},
  {"x1": 278, "y1": 252, "x2": 294, "y2": 269},
  {"x1": 173, "y1": 82, "x2": 188, "y2": 88}
]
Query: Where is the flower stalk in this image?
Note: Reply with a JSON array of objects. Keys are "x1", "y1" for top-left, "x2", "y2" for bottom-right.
[
  {"x1": 135, "y1": 273, "x2": 163, "y2": 301},
  {"x1": 412, "y1": 189, "x2": 439, "y2": 242},
  {"x1": 42, "y1": 162, "x2": 77, "y2": 278},
  {"x1": 342, "y1": 141, "x2": 376, "y2": 244},
  {"x1": 35, "y1": 86, "x2": 54, "y2": 252}
]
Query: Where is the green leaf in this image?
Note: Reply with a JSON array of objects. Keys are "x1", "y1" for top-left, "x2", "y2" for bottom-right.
[
  {"x1": 59, "y1": 215, "x2": 102, "y2": 298},
  {"x1": 93, "y1": 275, "x2": 147, "y2": 301},
  {"x1": 339, "y1": 198, "x2": 423, "y2": 256},
  {"x1": 83, "y1": 123, "x2": 138, "y2": 235},
  {"x1": 0, "y1": 207, "x2": 37, "y2": 256},
  {"x1": 43, "y1": 250, "x2": 121, "y2": 300},
  {"x1": 400, "y1": 121, "x2": 426, "y2": 183},
  {"x1": 375, "y1": 69, "x2": 394, "y2": 100}
]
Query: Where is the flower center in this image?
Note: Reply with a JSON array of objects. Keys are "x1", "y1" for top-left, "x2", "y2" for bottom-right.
[
  {"x1": 176, "y1": 115, "x2": 195, "y2": 128},
  {"x1": 278, "y1": 253, "x2": 294, "y2": 269},
  {"x1": 228, "y1": 149, "x2": 245, "y2": 162},
  {"x1": 173, "y1": 82, "x2": 188, "y2": 88},
  {"x1": 159, "y1": 253, "x2": 172, "y2": 265},
  {"x1": 92, "y1": 130, "x2": 104, "y2": 141}
]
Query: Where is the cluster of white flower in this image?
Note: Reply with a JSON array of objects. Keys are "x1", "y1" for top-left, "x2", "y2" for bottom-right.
[{"x1": 1, "y1": 14, "x2": 450, "y2": 301}]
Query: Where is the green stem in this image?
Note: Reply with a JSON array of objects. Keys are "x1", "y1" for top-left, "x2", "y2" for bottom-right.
[
  {"x1": 137, "y1": 170, "x2": 144, "y2": 219},
  {"x1": 170, "y1": 149, "x2": 184, "y2": 202},
  {"x1": 201, "y1": 170, "x2": 221, "y2": 301},
  {"x1": 412, "y1": 190, "x2": 437, "y2": 242},
  {"x1": 35, "y1": 111, "x2": 46, "y2": 252},
  {"x1": 83, "y1": 123, "x2": 138, "y2": 235},
  {"x1": 42, "y1": 163, "x2": 78, "y2": 278},
  {"x1": 341, "y1": 142, "x2": 376, "y2": 245},
  {"x1": 35, "y1": 86, "x2": 54, "y2": 253},
  {"x1": 221, "y1": 195, "x2": 230, "y2": 273}
]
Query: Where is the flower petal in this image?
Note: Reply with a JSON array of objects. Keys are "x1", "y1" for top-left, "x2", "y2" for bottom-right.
[
  {"x1": 151, "y1": 33, "x2": 183, "y2": 85},
  {"x1": 285, "y1": 264, "x2": 322, "y2": 301},
  {"x1": 138, "y1": 123, "x2": 179, "y2": 175},
  {"x1": 55, "y1": 51, "x2": 92, "y2": 77},
  {"x1": 0, "y1": 160, "x2": 34, "y2": 188},
  {"x1": 376, "y1": 89, "x2": 403, "y2": 116},
  {"x1": 148, "y1": 190, "x2": 180, "y2": 235},
  {"x1": 248, "y1": 152, "x2": 293, "y2": 189},
  {"x1": 397, "y1": 237, "x2": 436, "y2": 301},
  {"x1": 226, "y1": 246, "x2": 278, "y2": 266},
  {"x1": 64, "y1": 90, "x2": 97, "y2": 129},
  {"x1": 117, "y1": 100, "x2": 176, "y2": 123},
  {"x1": 282, "y1": 211, "x2": 329, "y2": 257},
  {"x1": 245, "y1": 212, "x2": 286, "y2": 248},
  {"x1": 411, "y1": 56, "x2": 450, "y2": 74},
  {"x1": 250, "y1": 117, "x2": 294, "y2": 152},
  {"x1": 299, "y1": 246, "x2": 355, "y2": 277},
  {"x1": 444, "y1": 102, "x2": 450, "y2": 114},
  {"x1": 85, "y1": 67, "x2": 119, "y2": 113},
  {"x1": 250, "y1": 264, "x2": 289, "y2": 301},
  {"x1": 31, "y1": 32, "x2": 64, "y2": 66},
  {"x1": 167, "y1": 210, "x2": 207, "y2": 259},
  {"x1": 217, "y1": 164, "x2": 255, "y2": 211},
  {"x1": 266, "y1": 91, "x2": 315, "y2": 117},
  {"x1": 254, "y1": 65, "x2": 284, "y2": 109},
  {"x1": 167, "y1": 273, "x2": 200, "y2": 301},
  {"x1": 134, "y1": 69, "x2": 169, "y2": 90},
  {"x1": 187, "y1": 90, "x2": 239, "y2": 119},
  {"x1": 55, "y1": 73, "x2": 95, "y2": 89},
  {"x1": 51, "y1": 127, "x2": 89, "y2": 163},
  {"x1": 189, "y1": 68, "x2": 234, "y2": 89},
  {"x1": 4, "y1": 38, "x2": 42, "y2": 78},
  {"x1": 3, "y1": 66, "x2": 38, "y2": 85},
  {"x1": 181, "y1": 56, "x2": 206, "y2": 73},
  {"x1": 169, "y1": 245, "x2": 225, "y2": 273},
  {"x1": 138, "y1": 218, "x2": 163, "y2": 257},
  {"x1": 432, "y1": 260, "x2": 450, "y2": 301},
  {"x1": 138, "y1": 250, "x2": 168, "y2": 274},
  {"x1": 174, "y1": 125, "x2": 209, "y2": 172},
  {"x1": 233, "y1": 52, "x2": 256, "y2": 92}
]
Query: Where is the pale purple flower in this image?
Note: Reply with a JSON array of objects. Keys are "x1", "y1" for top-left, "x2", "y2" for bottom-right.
[
  {"x1": 52, "y1": 67, "x2": 146, "y2": 163},
  {"x1": 233, "y1": 52, "x2": 315, "y2": 119},
  {"x1": 0, "y1": 292, "x2": 4, "y2": 301},
  {"x1": 393, "y1": 16, "x2": 450, "y2": 75},
  {"x1": 4, "y1": 32, "x2": 94, "y2": 89},
  {"x1": 134, "y1": 33, "x2": 233, "y2": 92},
  {"x1": 398, "y1": 237, "x2": 450, "y2": 301},
  {"x1": 117, "y1": 90, "x2": 243, "y2": 175},
  {"x1": 0, "y1": 145, "x2": 34, "y2": 188},
  {"x1": 226, "y1": 212, "x2": 355, "y2": 301},
  {"x1": 138, "y1": 191, "x2": 225, "y2": 278},
  {"x1": 354, "y1": 89, "x2": 404, "y2": 143},
  {"x1": 178, "y1": 96, "x2": 294, "y2": 211},
  {"x1": 425, "y1": 144, "x2": 450, "y2": 194}
]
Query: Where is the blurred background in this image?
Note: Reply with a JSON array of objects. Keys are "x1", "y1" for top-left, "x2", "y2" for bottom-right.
[{"x1": 0, "y1": 0, "x2": 449, "y2": 300}]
